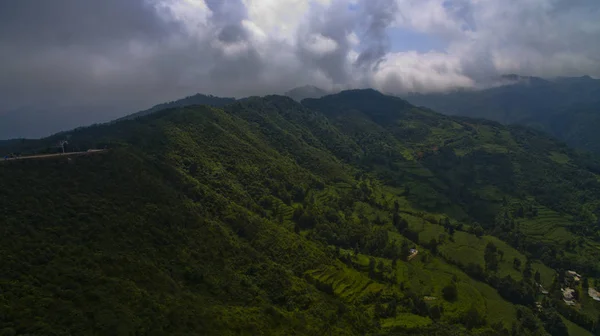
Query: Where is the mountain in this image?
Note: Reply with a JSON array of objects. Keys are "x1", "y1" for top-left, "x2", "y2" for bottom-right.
[
  {"x1": 117, "y1": 93, "x2": 236, "y2": 121},
  {"x1": 404, "y1": 75, "x2": 600, "y2": 154},
  {"x1": 284, "y1": 85, "x2": 330, "y2": 101},
  {"x1": 2, "y1": 90, "x2": 600, "y2": 335}
]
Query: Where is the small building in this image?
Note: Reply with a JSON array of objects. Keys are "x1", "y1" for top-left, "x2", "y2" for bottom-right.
[
  {"x1": 562, "y1": 287, "x2": 576, "y2": 305},
  {"x1": 567, "y1": 270, "x2": 582, "y2": 283},
  {"x1": 407, "y1": 249, "x2": 419, "y2": 261},
  {"x1": 588, "y1": 287, "x2": 600, "y2": 302},
  {"x1": 562, "y1": 288, "x2": 574, "y2": 300}
]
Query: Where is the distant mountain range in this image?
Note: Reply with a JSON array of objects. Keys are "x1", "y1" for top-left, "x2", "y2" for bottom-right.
[
  {"x1": 284, "y1": 85, "x2": 331, "y2": 101},
  {"x1": 404, "y1": 75, "x2": 600, "y2": 154},
  {"x1": 119, "y1": 85, "x2": 332, "y2": 121},
  {"x1": 4, "y1": 75, "x2": 600, "y2": 157}
]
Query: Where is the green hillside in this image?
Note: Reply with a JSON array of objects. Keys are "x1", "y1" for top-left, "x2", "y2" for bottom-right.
[
  {"x1": 116, "y1": 93, "x2": 236, "y2": 122},
  {"x1": 404, "y1": 75, "x2": 600, "y2": 154},
  {"x1": 2, "y1": 91, "x2": 600, "y2": 335}
]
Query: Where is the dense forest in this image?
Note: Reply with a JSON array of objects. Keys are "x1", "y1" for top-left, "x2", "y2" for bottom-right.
[{"x1": 2, "y1": 90, "x2": 600, "y2": 335}]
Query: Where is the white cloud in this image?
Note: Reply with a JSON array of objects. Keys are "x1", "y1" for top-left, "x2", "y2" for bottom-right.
[
  {"x1": 373, "y1": 51, "x2": 474, "y2": 93},
  {"x1": 153, "y1": 0, "x2": 212, "y2": 37},
  {"x1": 304, "y1": 33, "x2": 339, "y2": 55},
  {"x1": 1, "y1": 0, "x2": 599, "y2": 137},
  {"x1": 394, "y1": 0, "x2": 600, "y2": 81},
  {"x1": 242, "y1": 0, "x2": 312, "y2": 44}
]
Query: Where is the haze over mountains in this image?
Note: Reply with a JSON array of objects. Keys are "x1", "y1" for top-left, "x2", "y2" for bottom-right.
[
  {"x1": 284, "y1": 85, "x2": 331, "y2": 102},
  {"x1": 3, "y1": 74, "x2": 600, "y2": 152},
  {"x1": 404, "y1": 75, "x2": 600, "y2": 154}
]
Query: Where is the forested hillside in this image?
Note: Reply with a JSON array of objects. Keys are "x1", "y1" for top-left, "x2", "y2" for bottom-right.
[
  {"x1": 2, "y1": 91, "x2": 600, "y2": 335},
  {"x1": 404, "y1": 75, "x2": 600, "y2": 154},
  {"x1": 117, "y1": 93, "x2": 236, "y2": 121}
]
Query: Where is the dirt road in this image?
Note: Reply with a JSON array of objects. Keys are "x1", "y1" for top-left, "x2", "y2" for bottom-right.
[{"x1": 2, "y1": 149, "x2": 107, "y2": 162}]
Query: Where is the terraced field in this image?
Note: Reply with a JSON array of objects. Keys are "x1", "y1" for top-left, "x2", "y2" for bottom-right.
[
  {"x1": 404, "y1": 213, "x2": 556, "y2": 286},
  {"x1": 380, "y1": 313, "x2": 433, "y2": 331},
  {"x1": 518, "y1": 207, "x2": 575, "y2": 245},
  {"x1": 307, "y1": 245, "x2": 519, "y2": 331},
  {"x1": 306, "y1": 264, "x2": 386, "y2": 303}
]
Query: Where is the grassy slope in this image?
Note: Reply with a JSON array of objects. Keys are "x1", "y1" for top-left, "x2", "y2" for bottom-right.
[
  {"x1": 561, "y1": 315, "x2": 594, "y2": 336},
  {"x1": 305, "y1": 90, "x2": 600, "y2": 332}
]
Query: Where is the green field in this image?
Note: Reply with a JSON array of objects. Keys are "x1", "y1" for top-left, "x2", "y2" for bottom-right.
[{"x1": 561, "y1": 315, "x2": 594, "y2": 336}]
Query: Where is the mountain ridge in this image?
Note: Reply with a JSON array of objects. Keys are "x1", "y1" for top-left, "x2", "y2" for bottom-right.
[
  {"x1": 404, "y1": 75, "x2": 600, "y2": 154},
  {"x1": 2, "y1": 89, "x2": 600, "y2": 335},
  {"x1": 284, "y1": 85, "x2": 331, "y2": 101}
]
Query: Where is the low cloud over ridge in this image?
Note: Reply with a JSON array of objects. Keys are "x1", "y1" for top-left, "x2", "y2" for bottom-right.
[{"x1": 1, "y1": 0, "x2": 599, "y2": 138}]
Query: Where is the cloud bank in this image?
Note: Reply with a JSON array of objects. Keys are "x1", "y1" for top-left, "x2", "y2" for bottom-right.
[{"x1": 0, "y1": 0, "x2": 599, "y2": 138}]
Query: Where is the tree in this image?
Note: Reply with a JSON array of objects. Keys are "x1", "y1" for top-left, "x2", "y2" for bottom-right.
[
  {"x1": 443, "y1": 283, "x2": 458, "y2": 302},
  {"x1": 484, "y1": 242, "x2": 499, "y2": 272},
  {"x1": 534, "y1": 271, "x2": 541, "y2": 284},
  {"x1": 583, "y1": 277, "x2": 589, "y2": 289},
  {"x1": 400, "y1": 240, "x2": 411, "y2": 260},
  {"x1": 374, "y1": 302, "x2": 385, "y2": 318},
  {"x1": 429, "y1": 238, "x2": 439, "y2": 255},
  {"x1": 393, "y1": 212, "x2": 408, "y2": 232},
  {"x1": 523, "y1": 260, "x2": 533, "y2": 280},
  {"x1": 558, "y1": 269, "x2": 566, "y2": 285},
  {"x1": 386, "y1": 299, "x2": 398, "y2": 317},
  {"x1": 516, "y1": 206, "x2": 524, "y2": 218},
  {"x1": 473, "y1": 224, "x2": 484, "y2": 238},
  {"x1": 513, "y1": 258, "x2": 522, "y2": 271},
  {"x1": 463, "y1": 306, "x2": 485, "y2": 330},
  {"x1": 429, "y1": 305, "x2": 442, "y2": 320},
  {"x1": 368, "y1": 257, "x2": 376, "y2": 279}
]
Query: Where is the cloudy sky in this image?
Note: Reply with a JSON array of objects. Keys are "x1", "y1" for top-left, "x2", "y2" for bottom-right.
[{"x1": 1, "y1": 0, "x2": 599, "y2": 139}]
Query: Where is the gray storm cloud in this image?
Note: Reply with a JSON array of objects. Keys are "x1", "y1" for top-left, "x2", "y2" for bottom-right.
[
  {"x1": 0, "y1": 0, "x2": 599, "y2": 138},
  {"x1": 355, "y1": 0, "x2": 398, "y2": 69}
]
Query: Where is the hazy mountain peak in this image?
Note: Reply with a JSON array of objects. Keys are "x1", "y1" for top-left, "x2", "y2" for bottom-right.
[
  {"x1": 117, "y1": 93, "x2": 236, "y2": 121},
  {"x1": 499, "y1": 74, "x2": 549, "y2": 85},
  {"x1": 284, "y1": 85, "x2": 330, "y2": 101}
]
